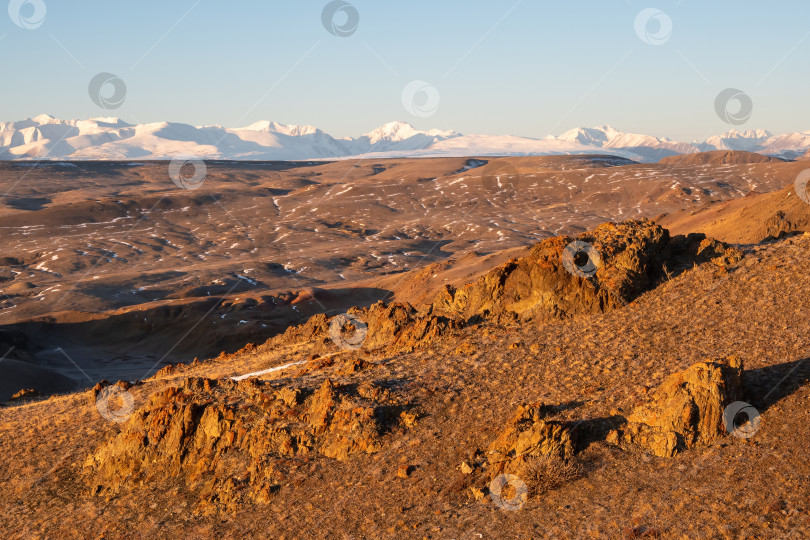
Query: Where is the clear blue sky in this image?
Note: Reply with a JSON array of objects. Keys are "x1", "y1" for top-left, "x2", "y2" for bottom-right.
[{"x1": 2, "y1": 1, "x2": 808, "y2": 141}]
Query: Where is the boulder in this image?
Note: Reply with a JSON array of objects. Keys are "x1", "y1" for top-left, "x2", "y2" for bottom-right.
[
  {"x1": 609, "y1": 356, "x2": 744, "y2": 457},
  {"x1": 431, "y1": 220, "x2": 670, "y2": 322},
  {"x1": 486, "y1": 403, "x2": 576, "y2": 477}
]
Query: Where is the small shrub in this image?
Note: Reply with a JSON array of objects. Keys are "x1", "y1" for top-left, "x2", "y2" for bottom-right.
[{"x1": 514, "y1": 455, "x2": 583, "y2": 496}]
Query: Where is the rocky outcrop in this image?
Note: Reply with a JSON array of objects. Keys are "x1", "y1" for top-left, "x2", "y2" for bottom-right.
[
  {"x1": 431, "y1": 220, "x2": 742, "y2": 323},
  {"x1": 363, "y1": 301, "x2": 463, "y2": 350},
  {"x1": 432, "y1": 220, "x2": 668, "y2": 322},
  {"x1": 608, "y1": 357, "x2": 744, "y2": 457},
  {"x1": 280, "y1": 300, "x2": 462, "y2": 354},
  {"x1": 486, "y1": 403, "x2": 576, "y2": 477},
  {"x1": 761, "y1": 210, "x2": 807, "y2": 241},
  {"x1": 8, "y1": 388, "x2": 41, "y2": 402},
  {"x1": 271, "y1": 221, "x2": 741, "y2": 356},
  {"x1": 663, "y1": 232, "x2": 744, "y2": 268},
  {"x1": 85, "y1": 377, "x2": 411, "y2": 514}
]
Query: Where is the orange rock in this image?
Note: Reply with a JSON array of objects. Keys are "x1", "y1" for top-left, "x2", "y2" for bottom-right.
[
  {"x1": 431, "y1": 220, "x2": 742, "y2": 323},
  {"x1": 487, "y1": 403, "x2": 576, "y2": 471},
  {"x1": 84, "y1": 375, "x2": 411, "y2": 514},
  {"x1": 396, "y1": 464, "x2": 411, "y2": 478},
  {"x1": 610, "y1": 356, "x2": 744, "y2": 457}
]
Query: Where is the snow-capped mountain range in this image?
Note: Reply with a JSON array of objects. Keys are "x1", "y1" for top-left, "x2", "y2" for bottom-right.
[{"x1": 3, "y1": 115, "x2": 810, "y2": 163}]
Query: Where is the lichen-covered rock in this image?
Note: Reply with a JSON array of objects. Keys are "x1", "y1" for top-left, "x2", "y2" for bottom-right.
[
  {"x1": 609, "y1": 356, "x2": 744, "y2": 457},
  {"x1": 84, "y1": 376, "x2": 411, "y2": 514},
  {"x1": 486, "y1": 403, "x2": 576, "y2": 477}
]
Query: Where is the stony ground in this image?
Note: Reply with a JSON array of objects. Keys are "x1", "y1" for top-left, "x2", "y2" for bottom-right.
[{"x1": 1, "y1": 229, "x2": 809, "y2": 539}]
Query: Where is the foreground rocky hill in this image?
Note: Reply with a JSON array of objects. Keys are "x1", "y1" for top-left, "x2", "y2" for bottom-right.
[{"x1": 1, "y1": 217, "x2": 809, "y2": 538}]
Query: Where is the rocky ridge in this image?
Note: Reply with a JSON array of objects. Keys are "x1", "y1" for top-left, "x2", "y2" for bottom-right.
[
  {"x1": 85, "y1": 376, "x2": 414, "y2": 515},
  {"x1": 430, "y1": 219, "x2": 740, "y2": 323},
  {"x1": 272, "y1": 220, "x2": 743, "y2": 356}
]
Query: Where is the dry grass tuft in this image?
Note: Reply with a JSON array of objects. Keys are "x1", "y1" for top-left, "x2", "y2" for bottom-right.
[{"x1": 514, "y1": 455, "x2": 583, "y2": 497}]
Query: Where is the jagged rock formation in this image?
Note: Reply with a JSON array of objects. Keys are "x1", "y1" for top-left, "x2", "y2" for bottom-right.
[
  {"x1": 280, "y1": 300, "x2": 462, "y2": 354},
  {"x1": 663, "y1": 232, "x2": 744, "y2": 268},
  {"x1": 430, "y1": 219, "x2": 741, "y2": 322},
  {"x1": 84, "y1": 377, "x2": 412, "y2": 514},
  {"x1": 7, "y1": 388, "x2": 40, "y2": 402},
  {"x1": 486, "y1": 403, "x2": 576, "y2": 477},
  {"x1": 270, "y1": 221, "x2": 741, "y2": 356},
  {"x1": 761, "y1": 210, "x2": 808, "y2": 241},
  {"x1": 608, "y1": 357, "x2": 744, "y2": 457}
]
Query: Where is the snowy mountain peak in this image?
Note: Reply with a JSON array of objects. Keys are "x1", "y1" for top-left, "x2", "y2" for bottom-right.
[
  {"x1": 557, "y1": 125, "x2": 621, "y2": 146},
  {"x1": 238, "y1": 121, "x2": 321, "y2": 137},
  {"x1": 363, "y1": 121, "x2": 418, "y2": 143},
  {"x1": 32, "y1": 113, "x2": 57, "y2": 123},
  {"x1": 1, "y1": 115, "x2": 809, "y2": 162},
  {"x1": 716, "y1": 129, "x2": 773, "y2": 140},
  {"x1": 361, "y1": 122, "x2": 412, "y2": 143},
  {"x1": 361, "y1": 121, "x2": 457, "y2": 144},
  {"x1": 87, "y1": 117, "x2": 131, "y2": 127},
  {"x1": 702, "y1": 129, "x2": 777, "y2": 153}
]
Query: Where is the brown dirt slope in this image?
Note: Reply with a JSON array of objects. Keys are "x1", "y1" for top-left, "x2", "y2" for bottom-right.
[
  {"x1": 659, "y1": 150, "x2": 784, "y2": 165},
  {"x1": 660, "y1": 181, "x2": 810, "y2": 244}
]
